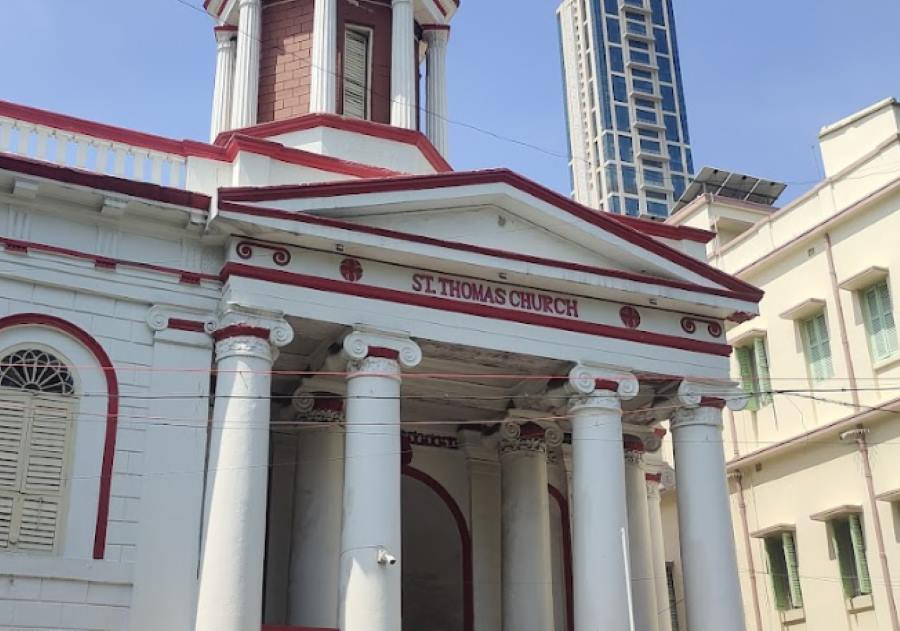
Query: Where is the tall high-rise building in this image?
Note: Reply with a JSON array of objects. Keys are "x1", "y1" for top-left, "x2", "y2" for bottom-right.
[{"x1": 558, "y1": 0, "x2": 694, "y2": 218}]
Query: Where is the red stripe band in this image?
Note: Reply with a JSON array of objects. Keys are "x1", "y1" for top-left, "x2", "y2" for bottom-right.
[{"x1": 212, "y1": 324, "x2": 270, "y2": 341}]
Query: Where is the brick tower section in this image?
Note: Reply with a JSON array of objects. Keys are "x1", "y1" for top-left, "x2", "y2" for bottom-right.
[
  {"x1": 258, "y1": 0, "x2": 315, "y2": 122},
  {"x1": 257, "y1": 0, "x2": 396, "y2": 125}
]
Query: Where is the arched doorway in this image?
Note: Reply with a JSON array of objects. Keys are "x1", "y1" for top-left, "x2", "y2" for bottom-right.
[{"x1": 401, "y1": 466, "x2": 473, "y2": 631}]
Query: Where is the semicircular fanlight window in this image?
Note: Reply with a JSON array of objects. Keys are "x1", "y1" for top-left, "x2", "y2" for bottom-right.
[{"x1": 0, "y1": 348, "x2": 75, "y2": 395}]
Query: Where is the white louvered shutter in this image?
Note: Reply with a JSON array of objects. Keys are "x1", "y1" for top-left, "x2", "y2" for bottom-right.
[
  {"x1": 343, "y1": 29, "x2": 370, "y2": 120},
  {"x1": 15, "y1": 396, "x2": 71, "y2": 551},
  {"x1": 0, "y1": 388, "x2": 72, "y2": 552}
]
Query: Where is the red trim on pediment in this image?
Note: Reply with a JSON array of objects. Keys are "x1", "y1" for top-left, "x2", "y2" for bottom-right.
[
  {"x1": 218, "y1": 201, "x2": 757, "y2": 303},
  {"x1": 216, "y1": 169, "x2": 758, "y2": 301}
]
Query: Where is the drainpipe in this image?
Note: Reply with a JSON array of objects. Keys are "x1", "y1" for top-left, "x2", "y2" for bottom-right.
[
  {"x1": 824, "y1": 232, "x2": 860, "y2": 410},
  {"x1": 728, "y1": 470, "x2": 764, "y2": 631},
  {"x1": 841, "y1": 427, "x2": 900, "y2": 631}
]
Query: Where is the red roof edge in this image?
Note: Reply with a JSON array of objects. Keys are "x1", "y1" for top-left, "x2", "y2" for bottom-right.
[
  {"x1": 217, "y1": 169, "x2": 762, "y2": 302},
  {"x1": 214, "y1": 113, "x2": 453, "y2": 173},
  {"x1": 0, "y1": 152, "x2": 211, "y2": 211}
]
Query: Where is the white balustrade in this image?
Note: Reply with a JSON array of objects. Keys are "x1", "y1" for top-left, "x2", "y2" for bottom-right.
[{"x1": 0, "y1": 115, "x2": 187, "y2": 188}]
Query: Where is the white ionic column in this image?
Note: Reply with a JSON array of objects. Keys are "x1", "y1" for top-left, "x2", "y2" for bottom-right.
[
  {"x1": 338, "y1": 330, "x2": 422, "y2": 631},
  {"x1": 459, "y1": 429, "x2": 502, "y2": 631},
  {"x1": 390, "y1": 0, "x2": 416, "y2": 129},
  {"x1": 672, "y1": 382, "x2": 747, "y2": 631},
  {"x1": 624, "y1": 444, "x2": 659, "y2": 631},
  {"x1": 309, "y1": 0, "x2": 337, "y2": 113},
  {"x1": 194, "y1": 314, "x2": 294, "y2": 631},
  {"x1": 230, "y1": 0, "x2": 262, "y2": 129},
  {"x1": 287, "y1": 395, "x2": 345, "y2": 628},
  {"x1": 565, "y1": 365, "x2": 638, "y2": 631},
  {"x1": 210, "y1": 25, "x2": 237, "y2": 141},
  {"x1": 422, "y1": 26, "x2": 449, "y2": 156},
  {"x1": 645, "y1": 468, "x2": 673, "y2": 631},
  {"x1": 499, "y1": 420, "x2": 561, "y2": 631}
]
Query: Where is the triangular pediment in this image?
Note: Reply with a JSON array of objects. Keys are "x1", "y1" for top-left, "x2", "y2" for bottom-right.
[{"x1": 217, "y1": 170, "x2": 761, "y2": 308}]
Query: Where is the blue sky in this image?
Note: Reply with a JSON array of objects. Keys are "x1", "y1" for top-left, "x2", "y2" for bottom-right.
[{"x1": 3, "y1": 1, "x2": 900, "y2": 204}]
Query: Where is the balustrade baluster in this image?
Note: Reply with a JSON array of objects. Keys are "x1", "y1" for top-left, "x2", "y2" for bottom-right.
[
  {"x1": 150, "y1": 154, "x2": 163, "y2": 184},
  {"x1": 0, "y1": 120, "x2": 11, "y2": 153},
  {"x1": 96, "y1": 142, "x2": 111, "y2": 174},
  {"x1": 75, "y1": 138, "x2": 89, "y2": 168},
  {"x1": 54, "y1": 132, "x2": 70, "y2": 164},
  {"x1": 35, "y1": 127, "x2": 49, "y2": 160},
  {"x1": 113, "y1": 145, "x2": 127, "y2": 176},
  {"x1": 14, "y1": 123, "x2": 32, "y2": 156}
]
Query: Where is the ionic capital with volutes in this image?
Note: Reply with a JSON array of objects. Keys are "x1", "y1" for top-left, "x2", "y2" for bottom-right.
[
  {"x1": 672, "y1": 379, "x2": 747, "y2": 430},
  {"x1": 560, "y1": 363, "x2": 638, "y2": 414},
  {"x1": 498, "y1": 418, "x2": 564, "y2": 457},
  {"x1": 209, "y1": 304, "x2": 294, "y2": 361},
  {"x1": 292, "y1": 390, "x2": 345, "y2": 424},
  {"x1": 343, "y1": 326, "x2": 422, "y2": 377}
]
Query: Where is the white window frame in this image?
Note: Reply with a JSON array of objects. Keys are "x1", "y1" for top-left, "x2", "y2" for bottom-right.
[
  {"x1": 0, "y1": 329, "x2": 107, "y2": 560},
  {"x1": 343, "y1": 24, "x2": 374, "y2": 121}
]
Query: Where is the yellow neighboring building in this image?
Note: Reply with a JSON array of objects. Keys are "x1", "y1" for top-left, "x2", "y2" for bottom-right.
[{"x1": 666, "y1": 97, "x2": 900, "y2": 631}]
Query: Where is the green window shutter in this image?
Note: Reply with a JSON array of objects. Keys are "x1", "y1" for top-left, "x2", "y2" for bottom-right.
[
  {"x1": 735, "y1": 345, "x2": 758, "y2": 411},
  {"x1": 765, "y1": 537, "x2": 791, "y2": 610},
  {"x1": 805, "y1": 314, "x2": 834, "y2": 381},
  {"x1": 831, "y1": 519, "x2": 859, "y2": 597},
  {"x1": 753, "y1": 337, "x2": 772, "y2": 406},
  {"x1": 782, "y1": 531, "x2": 803, "y2": 608},
  {"x1": 866, "y1": 281, "x2": 898, "y2": 360},
  {"x1": 848, "y1": 513, "x2": 872, "y2": 595},
  {"x1": 877, "y1": 282, "x2": 898, "y2": 356}
]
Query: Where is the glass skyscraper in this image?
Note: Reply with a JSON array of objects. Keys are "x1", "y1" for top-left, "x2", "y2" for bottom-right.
[{"x1": 557, "y1": 0, "x2": 694, "y2": 218}]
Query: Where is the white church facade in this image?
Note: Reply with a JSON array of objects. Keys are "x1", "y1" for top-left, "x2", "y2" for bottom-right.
[{"x1": 0, "y1": 2, "x2": 760, "y2": 631}]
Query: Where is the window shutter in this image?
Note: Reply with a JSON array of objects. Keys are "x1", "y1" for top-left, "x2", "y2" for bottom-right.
[
  {"x1": 735, "y1": 346, "x2": 758, "y2": 411},
  {"x1": 848, "y1": 513, "x2": 872, "y2": 595},
  {"x1": 0, "y1": 389, "x2": 72, "y2": 553},
  {"x1": 866, "y1": 281, "x2": 898, "y2": 360},
  {"x1": 805, "y1": 314, "x2": 833, "y2": 381},
  {"x1": 782, "y1": 531, "x2": 803, "y2": 608},
  {"x1": 0, "y1": 493, "x2": 12, "y2": 549},
  {"x1": 343, "y1": 29, "x2": 369, "y2": 120},
  {"x1": 14, "y1": 396, "x2": 71, "y2": 551},
  {"x1": 0, "y1": 394, "x2": 28, "y2": 490},
  {"x1": 765, "y1": 536, "x2": 790, "y2": 610},
  {"x1": 752, "y1": 337, "x2": 772, "y2": 406},
  {"x1": 831, "y1": 519, "x2": 860, "y2": 597}
]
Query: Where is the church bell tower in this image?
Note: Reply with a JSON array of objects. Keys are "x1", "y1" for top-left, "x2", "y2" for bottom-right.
[{"x1": 204, "y1": 0, "x2": 456, "y2": 157}]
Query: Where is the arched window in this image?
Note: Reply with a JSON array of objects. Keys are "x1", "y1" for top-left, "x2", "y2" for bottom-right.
[{"x1": 0, "y1": 348, "x2": 76, "y2": 553}]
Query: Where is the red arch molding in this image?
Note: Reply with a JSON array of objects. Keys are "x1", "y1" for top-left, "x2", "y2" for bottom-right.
[
  {"x1": 402, "y1": 465, "x2": 474, "y2": 631},
  {"x1": 0, "y1": 313, "x2": 119, "y2": 560},
  {"x1": 548, "y1": 485, "x2": 574, "y2": 631}
]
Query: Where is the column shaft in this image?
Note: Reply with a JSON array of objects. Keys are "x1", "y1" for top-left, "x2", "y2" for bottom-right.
[
  {"x1": 570, "y1": 393, "x2": 632, "y2": 631},
  {"x1": 288, "y1": 405, "x2": 344, "y2": 627},
  {"x1": 500, "y1": 430, "x2": 555, "y2": 631},
  {"x1": 423, "y1": 27, "x2": 449, "y2": 156},
  {"x1": 390, "y1": 0, "x2": 416, "y2": 129},
  {"x1": 672, "y1": 404, "x2": 746, "y2": 631},
  {"x1": 194, "y1": 334, "x2": 274, "y2": 631},
  {"x1": 210, "y1": 27, "x2": 237, "y2": 141},
  {"x1": 624, "y1": 450, "x2": 659, "y2": 631},
  {"x1": 309, "y1": 0, "x2": 337, "y2": 113},
  {"x1": 339, "y1": 358, "x2": 403, "y2": 631},
  {"x1": 230, "y1": 0, "x2": 262, "y2": 129},
  {"x1": 460, "y1": 432, "x2": 503, "y2": 631},
  {"x1": 646, "y1": 475, "x2": 673, "y2": 631}
]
